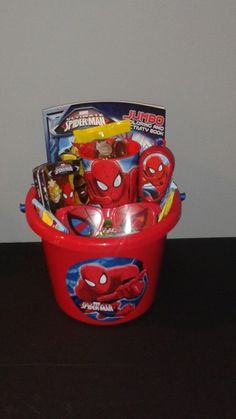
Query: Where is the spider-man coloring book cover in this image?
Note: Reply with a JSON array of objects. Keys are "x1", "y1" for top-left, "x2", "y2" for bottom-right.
[{"x1": 42, "y1": 101, "x2": 166, "y2": 163}]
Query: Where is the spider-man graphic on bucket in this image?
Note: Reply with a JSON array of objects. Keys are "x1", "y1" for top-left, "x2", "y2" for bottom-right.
[{"x1": 74, "y1": 262, "x2": 146, "y2": 319}]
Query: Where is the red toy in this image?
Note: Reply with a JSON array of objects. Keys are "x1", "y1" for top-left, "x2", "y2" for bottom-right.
[
  {"x1": 139, "y1": 145, "x2": 175, "y2": 203},
  {"x1": 25, "y1": 186, "x2": 182, "y2": 325},
  {"x1": 61, "y1": 181, "x2": 76, "y2": 206},
  {"x1": 56, "y1": 201, "x2": 161, "y2": 237}
]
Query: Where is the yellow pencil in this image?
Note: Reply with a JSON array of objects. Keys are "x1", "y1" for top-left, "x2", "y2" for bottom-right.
[{"x1": 158, "y1": 190, "x2": 175, "y2": 222}]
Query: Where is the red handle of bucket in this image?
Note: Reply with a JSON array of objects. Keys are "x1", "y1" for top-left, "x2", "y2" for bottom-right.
[{"x1": 25, "y1": 186, "x2": 182, "y2": 250}]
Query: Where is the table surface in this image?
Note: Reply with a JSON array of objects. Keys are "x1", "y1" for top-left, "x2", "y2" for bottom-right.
[{"x1": 0, "y1": 238, "x2": 235, "y2": 419}]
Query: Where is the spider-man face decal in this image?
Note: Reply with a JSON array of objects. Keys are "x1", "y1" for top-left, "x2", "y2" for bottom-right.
[{"x1": 91, "y1": 160, "x2": 124, "y2": 201}]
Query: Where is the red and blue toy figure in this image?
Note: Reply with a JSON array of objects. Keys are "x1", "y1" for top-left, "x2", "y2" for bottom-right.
[
  {"x1": 138, "y1": 145, "x2": 175, "y2": 203},
  {"x1": 61, "y1": 180, "x2": 76, "y2": 206}
]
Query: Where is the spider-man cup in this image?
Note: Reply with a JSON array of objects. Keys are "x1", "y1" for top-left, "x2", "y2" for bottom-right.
[
  {"x1": 79, "y1": 139, "x2": 140, "y2": 207},
  {"x1": 80, "y1": 140, "x2": 175, "y2": 207}
]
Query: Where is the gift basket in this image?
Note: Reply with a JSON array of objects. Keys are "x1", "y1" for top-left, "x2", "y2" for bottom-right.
[{"x1": 23, "y1": 101, "x2": 184, "y2": 325}]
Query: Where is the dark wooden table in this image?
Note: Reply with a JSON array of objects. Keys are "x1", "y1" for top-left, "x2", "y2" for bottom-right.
[{"x1": 0, "y1": 238, "x2": 235, "y2": 419}]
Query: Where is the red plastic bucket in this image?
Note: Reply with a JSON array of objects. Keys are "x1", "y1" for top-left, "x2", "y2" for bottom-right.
[{"x1": 25, "y1": 186, "x2": 181, "y2": 326}]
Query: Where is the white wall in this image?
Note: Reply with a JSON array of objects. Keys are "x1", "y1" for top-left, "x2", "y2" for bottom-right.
[{"x1": 0, "y1": 0, "x2": 236, "y2": 242}]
